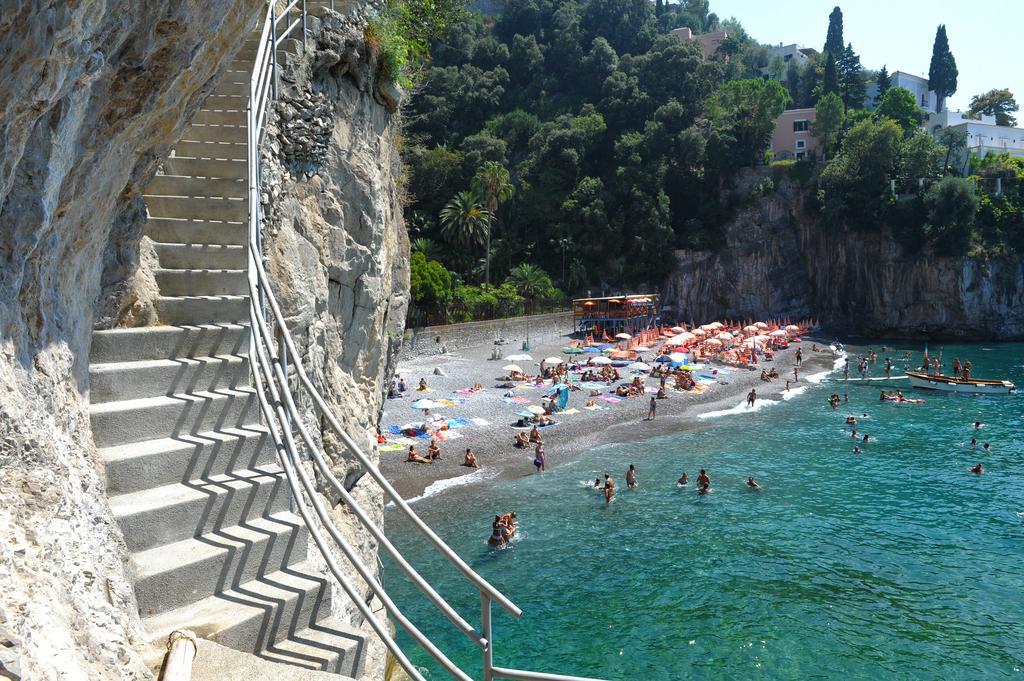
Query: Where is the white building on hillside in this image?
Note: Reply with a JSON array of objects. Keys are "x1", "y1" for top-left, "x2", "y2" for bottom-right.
[
  {"x1": 761, "y1": 43, "x2": 816, "y2": 81},
  {"x1": 927, "y1": 110, "x2": 1024, "y2": 169},
  {"x1": 890, "y1": 71, "x2": 937, "y2": 113}
]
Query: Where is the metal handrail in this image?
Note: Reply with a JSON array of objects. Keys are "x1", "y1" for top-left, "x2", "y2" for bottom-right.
[{"x1": 244, "y1": 3, "x2": 604, "y2": 679}]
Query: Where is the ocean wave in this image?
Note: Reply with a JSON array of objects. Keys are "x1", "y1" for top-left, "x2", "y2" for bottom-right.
[
  {"x1": 390, "y1": 468, "x2": 499, "y2": 506},
  {"x1": 698, "y1": 398, "x2": 782, "y2": 420},
  {"x1": 781, "y1": 386, "x2": 809, "y2": 400}
]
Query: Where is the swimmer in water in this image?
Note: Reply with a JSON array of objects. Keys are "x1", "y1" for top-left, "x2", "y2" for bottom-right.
[
  {"x1": 969, "y1": 464, "x2": 984, "y2": 474},
  {"x1": 697, "y1": 469, "x2": 710, "y2": 488},
  {"x1": 593, "y1": 477, "x2": 602, "y2": 488},
  {"x1": 974, "y1": 421, "x2": 984, "y2": 429},
  {"x1": 850, "y1": 429, "x2": 858, "y2": 439},
  {"x1": 603, "y1": 473, "x2": 615, "y2": 504},
  {"x1": 983, "y1": 442, "x2": 991, "y2": 452},
  {"x1": 626, "y1": 464, "x2": 637, "y2": 490},
  {"x1": 677, "y1": 472, "x2": 689, "y2": 486},
  {"x1": 862, "y1": 434, "x2": 869, "y2": 442},
  {"x1": 746, "y1": 476, "x2": 761, "y2": 489},
  {"x1": 853, "y1": 445, "x2": 861, "y2": 454},
  {"x1": 969, "y1": 437, "x2": 978, "y2": 447}
]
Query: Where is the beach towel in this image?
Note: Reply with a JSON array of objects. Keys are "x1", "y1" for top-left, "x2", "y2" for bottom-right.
[
  {"x1": 436, "y1": 430, "x2": 463, "y2": 441},
  {"x1": 502, "y1": 397, "x2": 531, "y2": 405},
  {"x1": 416, "y1": 387, "x2": 435, "y2": 393},
  {"x1": 437, "y1": 398, "x2": 464, "y2": 406},
  {"x1": 598, "y1": 395, "x2": 622, "y2": 404},
  {"x1": 583, "y1": 405, "x2": 609, "y2": 411},
  {"x1": 455, "y1": 389, "x2": 479, "y2": 396},
  {"x1": 562, "y1": 408, "x2": 582, "y2": 415},
  {"x1": 377, "y1": 443, "x2": 405, "y2": 452},
  {"x1": 451, "y1": 417, "x2": 473, "y2": 427},
  {"x1": 514, "y1": 384, "x2": 535, "y2": 390},
  {"x1": 385, "y1": 425, "x2": 404, "y2": 435}
]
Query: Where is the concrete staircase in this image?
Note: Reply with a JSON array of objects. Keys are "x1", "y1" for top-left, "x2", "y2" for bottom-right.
[{"x1": 89, "y1": 32, "x2": 364, "y2": 677}]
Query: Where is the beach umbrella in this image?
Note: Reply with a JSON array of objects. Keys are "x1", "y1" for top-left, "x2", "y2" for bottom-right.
[
  {"x1": 743, "y1": 325, "x2": 759, "y2": 335},
  {"x1": 715, "y1": 332, "x2": 734, "y2": 342},
  {"x1": 742, "y1": 337, "x2": 765, "y2": 348},
  {"x1": 670, "y1": 326, "x2": 686, "y2": 333},
  {"x1": 655, "y1": 355, "x2": 673, "y2": 363},
  {"x1": 526, "y1": 405, "x2": 546, "y2": 415},
  {"x1": 590, "y1": 356, "x2": 612, "y2": 365},
  {"x1": 615, "y1": 332, "x2": 632, "y2": 340},
  {"x1": 627, "y1": 362, "x2": 652, "y2": 371},
  {"x1": 543, "y1": 357, "x2": 563, "y2": 365},
  {"x1": 563, "y1": 347, "x2": 585, "y2": 355},
  {"x1": 754, "y1": 321, "x2": 769, "y2": 329},
  {"x1": 582, "y1": 347, "x2": 601, "y2": 353},
  {"x1": 502, "y1": 364, "x2": 523, "y2": 373},
  {"x1": 770, "y1": 329, "x2": 788, "y2": 337},
  {"x1": 707, "y1": 322, "x2": 725, "y2": 330},
  {"x1": 410, "y1": 399, "x2": 441, "y2": 410},
  {"x1": 513, "y1": 409, "x2": 535, "y2": 418},
  {"x1": 505, "y1": 354, "x2": 532, "y2": 361},
  {"x1": 669, "y1": 352, "x2": 687, "y2": 363},
  {"x1": 785, "y1": 324, "x2": 800, "y2": 332},
  {"x1": 705, "y1": 338, "x2": 723, "y2": 347},
  {"x1": 692, "y1": 328, "x2": 707, "y2": 337}
]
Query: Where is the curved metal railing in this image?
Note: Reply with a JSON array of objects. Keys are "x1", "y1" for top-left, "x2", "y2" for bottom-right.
[{"x1": 245, "y1": 3, "x2": 603, "y2": 680}]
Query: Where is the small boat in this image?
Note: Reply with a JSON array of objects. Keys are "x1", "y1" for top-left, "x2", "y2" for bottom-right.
[{"x1": 906, "y1": 371, "x2": 1016, "y2": 395}]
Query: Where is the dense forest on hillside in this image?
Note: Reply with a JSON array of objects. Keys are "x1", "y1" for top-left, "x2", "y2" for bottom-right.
[{"x1": 391, "y1": 0, "x2": 1024, "y2": 324}]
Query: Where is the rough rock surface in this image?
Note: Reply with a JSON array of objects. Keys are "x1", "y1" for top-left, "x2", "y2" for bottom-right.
[
  {"x1": 664, "y1": 174, "x2": 1024, "y2": 338},
  {"x1": 0, "y1": 1, "x2": 260, "y2": 678},
  {"x1": 259, "y1": 5, "x2": 409, "y2": 672}
]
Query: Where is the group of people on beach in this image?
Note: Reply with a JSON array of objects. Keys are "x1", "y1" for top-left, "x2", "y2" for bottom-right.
[{"x1": 405, "y1": 439, "x2": 480, "y2": 469}]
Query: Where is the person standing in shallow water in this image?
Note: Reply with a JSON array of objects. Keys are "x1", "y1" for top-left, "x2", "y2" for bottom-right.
[
  {"x1": 604, "y1": 473, "x2": 615, "y2": 504},
  {"x1": 647, "y1": 396, "x2": 657, "y2": 420},
  {"x1": 747, "y1": 389, "x2": 756, "y2": 407},
  {"x1": 795, "y1": 347, "x2": 802, "y2": 366},
  {"x1": 626, "y1": 464, "x2": 637, "y2": 489}
]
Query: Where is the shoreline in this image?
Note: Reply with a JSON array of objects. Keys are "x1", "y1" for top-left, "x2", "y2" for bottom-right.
[{"x1": 379, "y1": 332, "x2": 839, "y2": 503}]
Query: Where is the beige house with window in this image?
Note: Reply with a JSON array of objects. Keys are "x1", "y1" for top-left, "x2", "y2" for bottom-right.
[
  {"x1": 770, "y1": 108, "x2": 818, "y2": 161},
  {"x1": 669, "y1": 27, "x2": 728, "y2": 59}
]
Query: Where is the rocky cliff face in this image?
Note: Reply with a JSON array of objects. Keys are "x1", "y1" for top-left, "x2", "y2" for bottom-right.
[
  {"x1": 259, "y1": 4, "x2": 408, "y2": 661},
  {"x1": 664, "y1": 175, "x2": 1024, "y2": 339}
]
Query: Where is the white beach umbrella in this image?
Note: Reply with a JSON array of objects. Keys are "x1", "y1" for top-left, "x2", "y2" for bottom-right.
[
  {"x1": 615, "y1": 332, "x2": 632, "y2": 340},
  {"x1": 502, "y1": 364, "x2": 524, "y2": 373},
  {"x1": 692, "y1": 328, "x2": 707, "y2": 337},
  {"x1": 715, "y1": 332, "x2": 734, "y2": 342},
  {"x1": 743, "y1": 325, "x2": 759, "y2": 334},
  {"x1": 543, "y1": 356, "x2": 564, "y2": 365},
  {"x1": 669, "y1": 352, "x2": 687, "y2": 363},
  {"x1": 707, "y1": 322, "x2": 725, "y2": 330},
  {"x1": 526, "y1": 405, "x2": 546, "y2": 415},
  {"x1": 590, "y1": 356, "x2": 612, "y2": 365},
  {"x1": 754, "y1": 321, "x2": 769, "y2": 330},
  {"x1": 409, "y1": 399, "x2": 441, "y2": 410},
  {"x1": 505, "y1": 354, "x2": 532, "y2": 361},
  {"x1": 785, "y1": 325, "x2": 800, "y2": 332},
  {"x1": 670, "y1": 326, "x2": 686, "y2": 333},
  {"x1": 704, "y1": 338, "x2": 723, "y2": 347},
  {"x1": 770, "y1": 329, "x2": 788, "y2": 337}
]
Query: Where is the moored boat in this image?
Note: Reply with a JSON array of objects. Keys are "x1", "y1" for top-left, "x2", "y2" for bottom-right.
[{"x1": 906, "y1": 371, "x2": 1016, "y2": 394}]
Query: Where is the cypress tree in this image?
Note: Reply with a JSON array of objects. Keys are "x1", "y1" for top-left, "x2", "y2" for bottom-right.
[
  {"x1": 656, "y1": 0, "x2": 664, "y2": 17},
  {"x1": 928, "y1": 25, "x2": 958, "y2": 113},
  {"x1": 823, "y1": 6, "x2": 844, "y2": 57}
]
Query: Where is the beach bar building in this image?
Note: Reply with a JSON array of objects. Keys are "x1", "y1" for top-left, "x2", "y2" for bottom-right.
[{"x1": 572, "y1": 294, "x2": 660, "y2": 338}]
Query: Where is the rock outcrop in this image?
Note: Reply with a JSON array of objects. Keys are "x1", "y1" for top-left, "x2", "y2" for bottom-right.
[
  {"x1": 258, "y1": 4, "x2": 409, "y2": 665},
  {"x1": 664, "y1": 174, "x2": 1024, "y2": 338}
]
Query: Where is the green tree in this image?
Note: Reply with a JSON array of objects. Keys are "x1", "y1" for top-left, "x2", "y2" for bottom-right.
[
  {"x1": 812, "y1": 91, "x2": 845, "y2": 160},
  {"x1": 928, "y1": 25, "x2": 958, "y2": 113},
  {"x1": 409, "y1": 252, "x2": 454, "y2": 321},
  {"x1": 470, "y1": 161, "x2": 515, "y2": 288},
  {"x1": 823, "y1": 6, "x2": 844, "y2": 56},
  {"x1": 822, "y1": 54, "x2": 840, "y2": 97},
  {"x1": 410, "y1": 237, "x2": 443, "y2": 261},
  {"x1": 875, "y1": 65, "x2": 891, "y2": 102},
  {"x1": 937, "y1": 126, "x2": 969, "y2": 174},
  {"x1": 838, "y1": 43, "x2": 865, "y2": 111},
  {"x1": 506, "y1": 263, "x2": 555, "y2": 312},
  {"x1": 439, "y1": 191, "x2": 493, "y2": 264},
  {"x1": 704, "y1": 79, "x2": 790, "y2": 166},
  {"x1": 967, "y1": 88, "x2": 1019, "y2": 127},
  {"x1": 874, "y1": 87, "x2": 923, "y2": 135},
  {"x1": 923, "y1": 176, "x2": 978, "y2": 254},
  {"x1": 819, "y1": 117, "x2": 905, "y2": 225}
]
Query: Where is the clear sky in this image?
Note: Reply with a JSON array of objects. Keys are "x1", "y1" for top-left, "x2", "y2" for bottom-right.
[{"x1": 706, "y1": 0, "x2": 1021, "y2": 112}]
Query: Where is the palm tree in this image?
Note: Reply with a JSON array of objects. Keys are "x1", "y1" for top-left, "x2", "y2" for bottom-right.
[
  {"x1": 506, "y1": 263, "x2": 553, "y2": 313},
  {"x1": 410, "y1": 237, "x2": 443, "y2": 261},
  {"x1": 439, "y1": 191, "x2": 492, "y2": 267},
  {"x1": 470, "y1": 162, "x2": 514, "y2": 289}
]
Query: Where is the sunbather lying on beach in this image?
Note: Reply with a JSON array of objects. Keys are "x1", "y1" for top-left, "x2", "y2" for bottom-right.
[{"x1": 406, "y1": 446, "x2": 431, "y2": 464}]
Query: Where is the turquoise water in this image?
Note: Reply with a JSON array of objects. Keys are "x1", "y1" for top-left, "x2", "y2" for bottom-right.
[{"x1": 382, "y1": 343, "x2": 1024, "y2": 680}]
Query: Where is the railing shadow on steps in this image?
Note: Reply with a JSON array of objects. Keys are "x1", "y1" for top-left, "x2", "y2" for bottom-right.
[{"x1": 246, "y1": 2, "x2": 606, "y2": 680}]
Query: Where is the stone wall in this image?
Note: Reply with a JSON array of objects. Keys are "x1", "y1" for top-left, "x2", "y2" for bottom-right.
[
  {"x1": 258, "y1": 5, "x2": 408, "y2": 667},
  {"x1": 663, "y1": 175, "x2": 1024, "y2": 339},
  {"x1": 0, "y1": 2, "x2": 261, "y2": 678},
  {"x1": 402, "y1": 312, "x2": 574, "y2": 357}
]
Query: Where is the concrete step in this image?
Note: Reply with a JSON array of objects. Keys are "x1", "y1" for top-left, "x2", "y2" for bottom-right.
[
  {"x1": 109, "y1": 464, "x2": 288, "y2": 552},
  {"x1": 101, "y1": 425, "x2": 273, "y2": 495},
  {"x1": 182, "y1": 123, "x2": 248, "y2": 144},
  {"x1": 148, "y1": 175, "x2": 246, "y2": 199},
  {"x1": 194, "y1": 109, "x2": 247, "y2": 126},
  {"x1": 89, "y1": 354, "x2": 249, "y2": 404},
  {"x1": 89, "y1": 386, "x2": 259, "y2": 447},
  {"x1": 161, "y1": 157, "x2": 246, "y2": 180},
  {"x1": 190, "y1": 637, "x2": 358, "y2": 681},
  {"x1": 146, "y1": 195, "x2": 247, "y2": 222},
  {"x1": 212, "y1": 79, "x2": 249, "y2": 97},
  {"x1": 172, "y1": 140, "x2": 247, "y2": 162},
  {"x1": 133, "y1": 511, "x2": 307, "y2": 618},
  {"x1": 155, "y1": 269, "x2": 249, "y2": 297},
  {"x1": 155, "y1": 295, "x2": 249, "y2": 325},
  {"x1": 155, "y1": 243, "x2": 247, "y2": 270},
  {"x1": 200, "y1": 93, "x2": 248, "y2": 111},
  {"x1": 143, "y1": 563, "x2": 364, "y2": 678},
  {"x1": 146, "y1": 218, "x2": 247, "y2": 245},
  {"x1": 90, "y1": 324, "x2": 249, "y2": 364}
]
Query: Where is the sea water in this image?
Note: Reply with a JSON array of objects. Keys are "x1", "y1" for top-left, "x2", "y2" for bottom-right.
[{"x1": 381, "y1": 343, "x2": 1024, "y2": 679}]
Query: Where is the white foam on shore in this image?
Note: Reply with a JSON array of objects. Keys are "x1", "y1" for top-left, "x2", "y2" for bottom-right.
[
  {"x1": 802, "y1": 353, "x2": 846, "y2": 385},
  {"x1": 698, "y1": 398, "x2": 782, "y2": 420},
  {"x1": 781, "y1": 386, "x2": 809, "y2": 400},
  {"x1": 390, "y1": 468, "x2": 499, "y2": 507}
]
